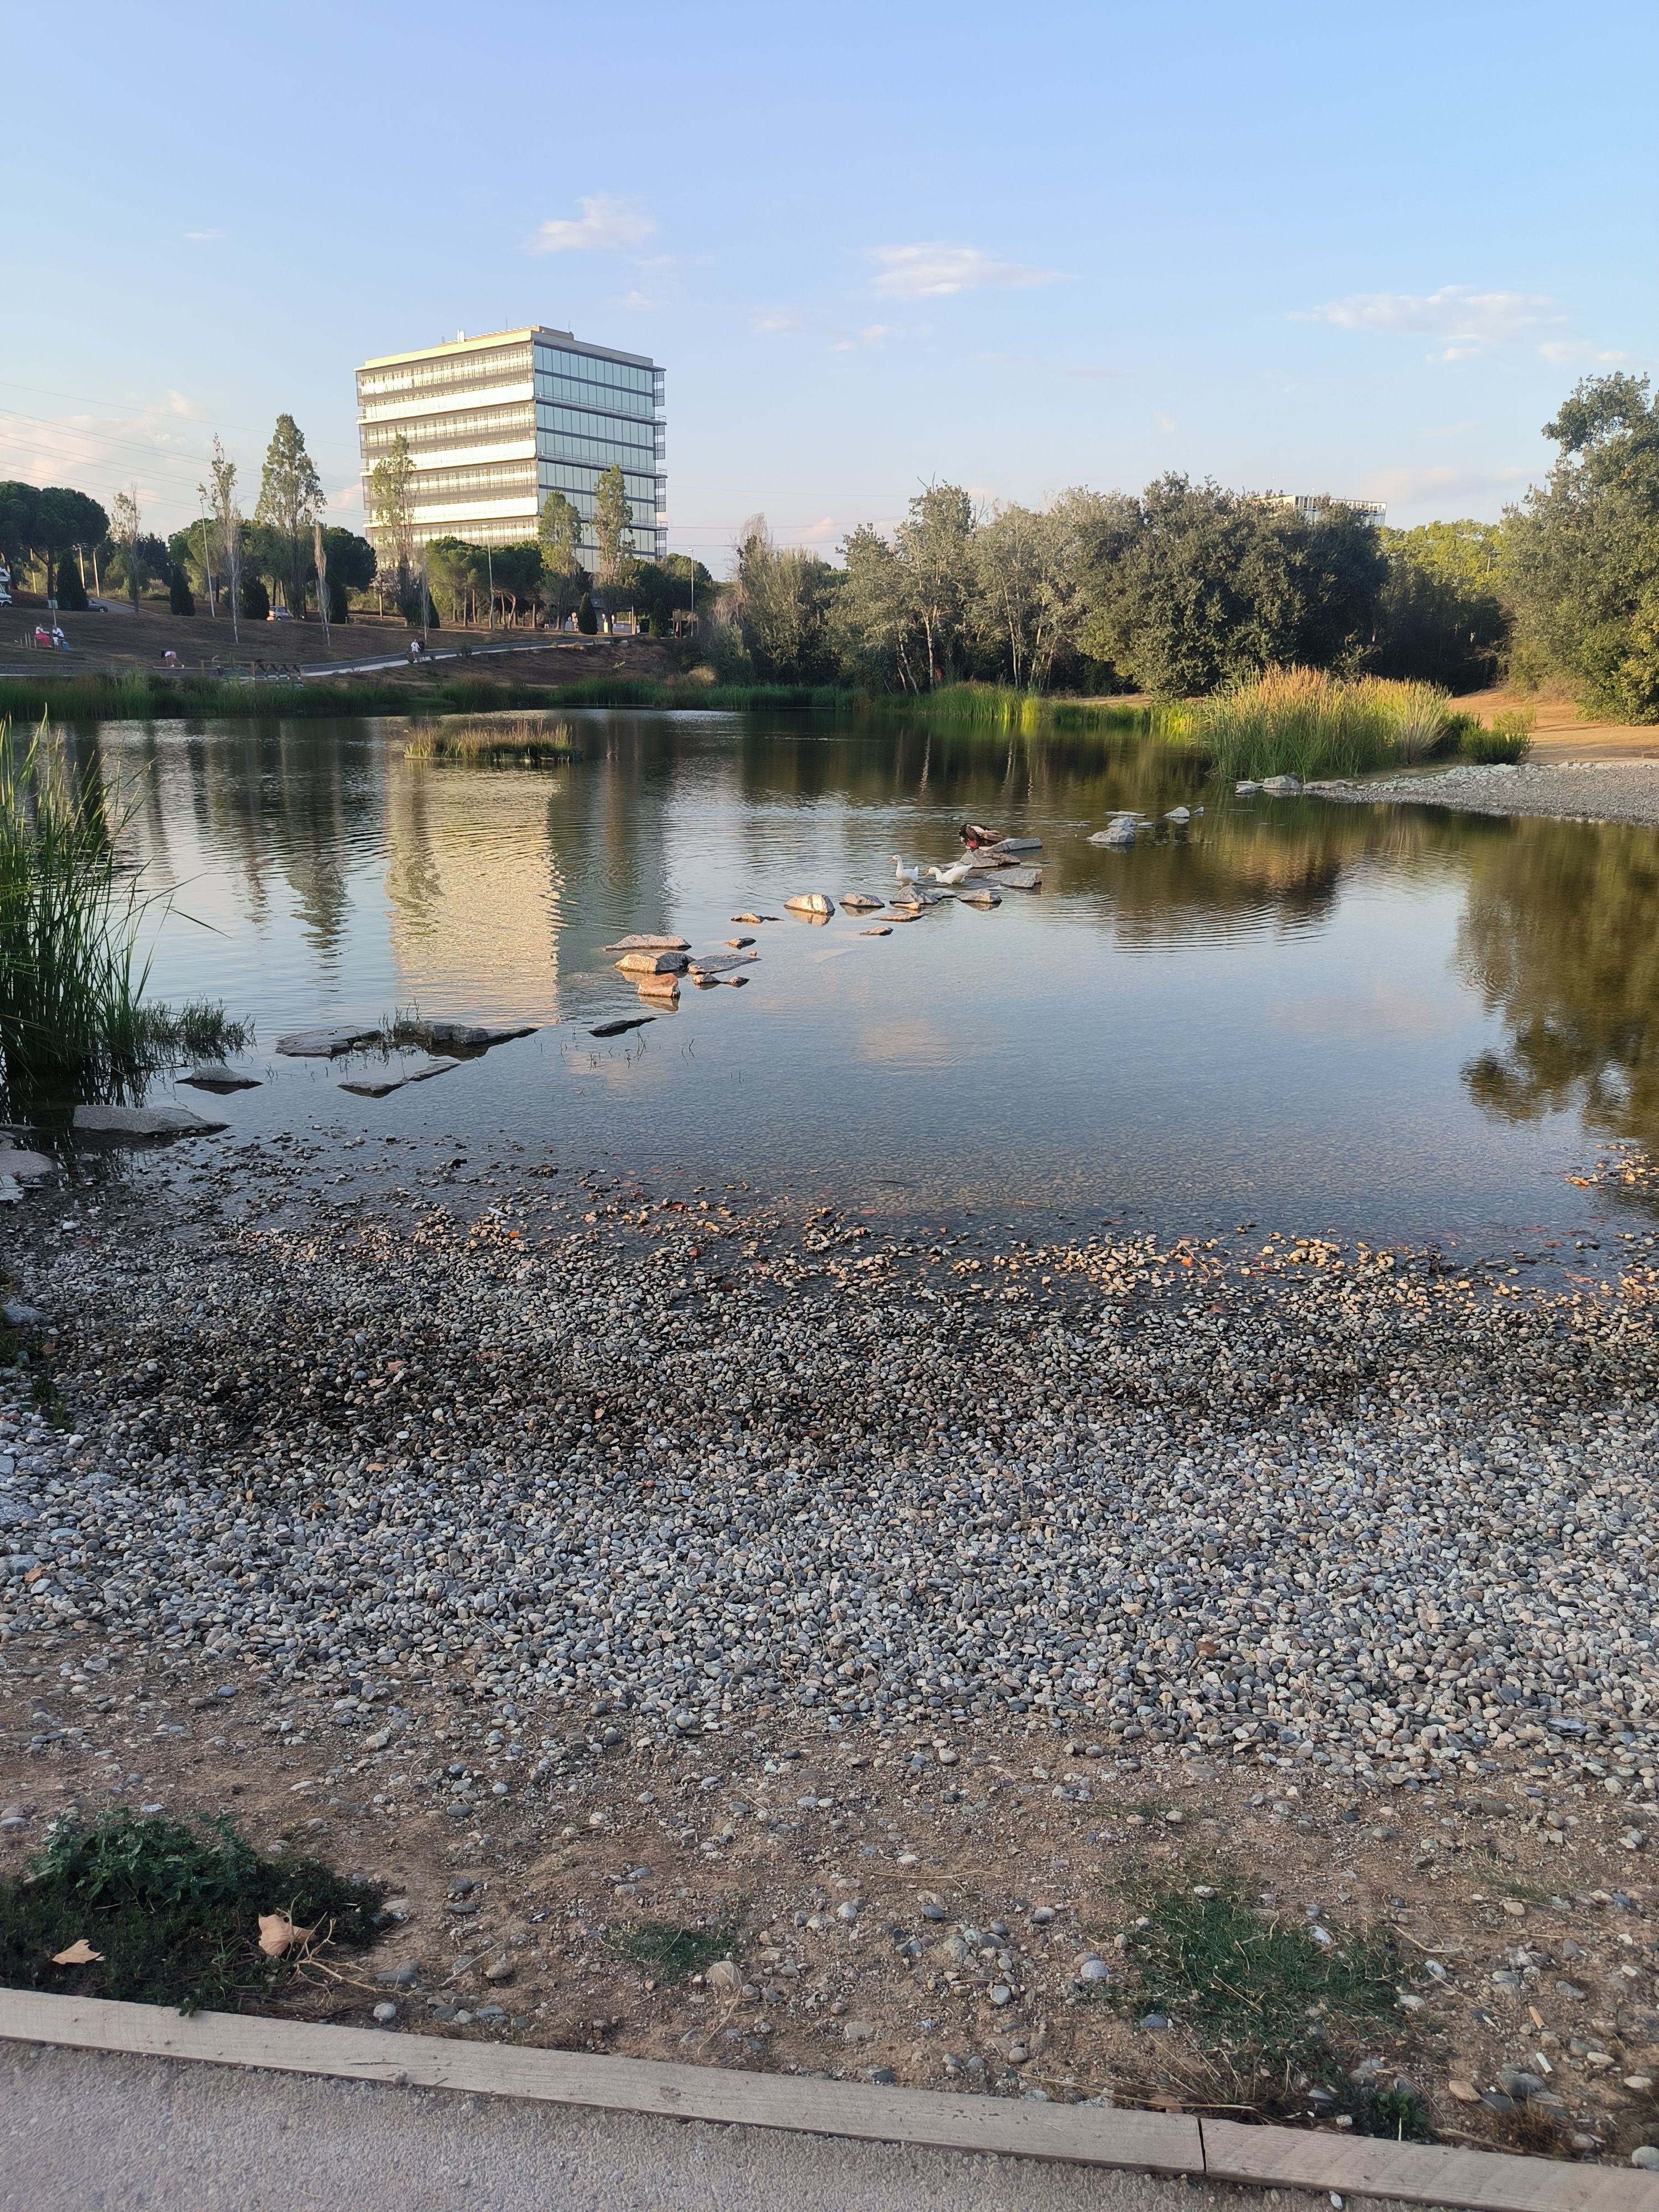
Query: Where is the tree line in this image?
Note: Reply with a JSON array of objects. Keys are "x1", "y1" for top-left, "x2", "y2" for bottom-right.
[{"x1": 709, "y1": 373, "x2": 1658, "y2": 712}]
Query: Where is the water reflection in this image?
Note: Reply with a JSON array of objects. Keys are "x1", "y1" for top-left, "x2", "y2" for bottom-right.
[{"x1": 56, "y1": 710, "x2": 1659, "y2": 1238}]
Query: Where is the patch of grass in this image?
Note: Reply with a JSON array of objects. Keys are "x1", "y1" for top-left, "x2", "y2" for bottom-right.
[
  {"x1": 1106, "y1": 1860, "x2": 1415, "y2": 2125},
  {"x1": 604, "y1": 1916, "x2": 737, "y2": 1984},
  {"x1": 1163, "y1": 668, "x2": 1455, "y2": 781},
  {"x1": 405, "y1": 716, "x2": 583, "y2": 765},
  {"x1": 0, "y1": 1808, "x2": 385, "y2": 2014}
]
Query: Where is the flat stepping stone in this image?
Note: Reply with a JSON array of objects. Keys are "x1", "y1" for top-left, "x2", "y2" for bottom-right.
[
  {"x1": 180, "y1": 1063, "x2": 260, "y2": 1092},
  {"x1": 858, "y1": 926, "x2": 893, "y2": 937},
  {"x1": 636, "y1": 973, "x2": 681, "y2": 999},
  {"x1": 784, "y1": 893, "x2": 835, "y2": 916},
  {"x1": 590, "y1": 1017, "x2": 654, "y2": 1038},
  {"x1": 275, "y1": 1025, "x2": 383, "y2": 1058},
  {"x1": 603, "y1": 935, "x2": 690, "y2": 952},
  {"x1": 989, "y1": 837, "x2": 1041, "y2": 853},
  {"x1": 686, "y1": 951, "x2": 758, "y2": 976},
  {"x1": 731, "y1": 913, "x2": 779, "y2": 924},
  {"x1": 966, "y1": 864, "x2": 1041, "y2": 890},
  {"x1": 726, "y1": 937, "x2": 756, "y2": 948},
  {"x1": 73, "y1": 1102, "x2": 228, "y2": 1139},
  {"x1": 338, "y1": 1057, "x2": 460, "y2": 1099},
  {"x1": 839, "y1": 893, "x2": 885, "y2": 911}
]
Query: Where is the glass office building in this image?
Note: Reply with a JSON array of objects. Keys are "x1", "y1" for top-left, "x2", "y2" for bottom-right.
[{"x1": 356, "y1": 327, "x2": 666, "y2": 561}]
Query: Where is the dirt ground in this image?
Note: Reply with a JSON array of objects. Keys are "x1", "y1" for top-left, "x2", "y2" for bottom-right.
[
  {"x1": 1449, "y1": 688, "x2": 1659, "y2": 763},
  {"x1": 0, "y1": 597, "x2": 691, "y2": 687},
  {"x1": 3, "y1": 1641, "x2": 1655, "y2": 2162}
]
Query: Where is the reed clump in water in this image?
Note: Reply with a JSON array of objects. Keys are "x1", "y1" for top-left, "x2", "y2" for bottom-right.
[
  {"x1": 405, "y1": 716, "x2": 583, "y2": 764},
  {"x1": 0, "y1": 718, "x2": 247, "y2": 1107},
  {"x1": 1165, "y1": 669, "x2": 1455, "y2": 780}
]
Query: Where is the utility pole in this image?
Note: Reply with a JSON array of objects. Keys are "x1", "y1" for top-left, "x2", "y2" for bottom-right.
[{"x1": 486, "y1": 545, "x2": 495, "y2": 634}]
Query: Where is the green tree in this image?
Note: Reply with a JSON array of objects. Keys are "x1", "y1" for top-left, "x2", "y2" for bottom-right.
[
  {"x1": 894, "y1": 483, "x2": 977, "y2": 687},
  {"x1": 592, "y1": 465, "x2": 634, "y2": 592},
  {"x1": 832, "y1": 522, "x2": 915, "y2": 688},
  {"x1": 109, "y1": 487, "x2": 144, "y2": 609},
  {"x1": 31, "y1": 487, "x2": 107, "y2": 604},
  {"x1": 1501, "y1": 374, "x2": 1659, "y2": 718},
  {"x1": 1373, "y1": 520, "x2": 1506, "y2": 689},
  {"x1": 239, "y1": 572, "x2": 270, "y2": 621},
  {"x1": 422, "y1": 536, "x2": 479, "y2": 626},
  {"x1": 200, "y1": 436, "x2": 244, "y2": 642},
  {"x1": 168, "y1": 561, "x2": 195, "y2": 615},
  {"x1": 491, "y1": 542, "x2": 545, "y2": 626},
  {"x1": 366, "y1": 431, "x2": 420, "y2": 624},
  {"x1": 576, "y1": 590, "x2": 598, "y2": 634},
  {"x1": 254, "y1": 414, "x2": 325, "y2": 617},
  {"x1": 319, "y1": 526, "x2": 374, "y2": 623},
  {"x1": 714, "y1": 514, "x2": 839, "y2": 682},
  {"x1": 537, "y1": 489, "x2": 583, "y2": 625},
  {"x1": 1078, "y1": 478, "x2": 1384, "y2": 697},
  {"x1": 55, "y1": 547, "x2": 90, "y2": 611}
]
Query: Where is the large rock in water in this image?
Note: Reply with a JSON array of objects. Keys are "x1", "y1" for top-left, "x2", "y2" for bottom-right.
[
  {"x1": 275, "y1": 1025, "x2": 383, "y2": 1058},
  {"x1": 403, "y1": 1020, "x2": 536, "y2": 1051},
  {"x1": 603, "y1": 935, "x2": 690, "y2": 952},
  {"x1": 839, "y1": 892, "x2": 884, "y2": 912},
  {"x1": 73, "y1": 1102, "x2": 228, "y2": 1140},
  {"x1": 0, "y1": 1148, "x2": 58, "y2": 1181},
  {"x1": 615, "y1": 950, "x2": 687, "y2": 975},
  {"x1": 784, "y1": 893, "x2": 835, "y2": 916}
]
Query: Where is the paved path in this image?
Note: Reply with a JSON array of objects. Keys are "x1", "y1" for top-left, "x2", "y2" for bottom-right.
[{"x1": 2, "y1": 2042, "x2": 1341, "y2": 2212}]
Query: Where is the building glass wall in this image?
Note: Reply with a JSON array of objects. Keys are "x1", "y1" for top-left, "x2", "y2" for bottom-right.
[{"x1": 355, "y1": 327, "x2": 666, "y2": 566}]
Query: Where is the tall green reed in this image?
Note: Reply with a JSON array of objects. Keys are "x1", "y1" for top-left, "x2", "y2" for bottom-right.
[{"x1": 1164, "y1": 669, "x2": 1454, "y2": 780}]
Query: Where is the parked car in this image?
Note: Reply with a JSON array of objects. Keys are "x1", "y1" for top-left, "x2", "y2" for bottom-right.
[{"x1": 267, "y1": 607, "x2": 293, "y2": 623}]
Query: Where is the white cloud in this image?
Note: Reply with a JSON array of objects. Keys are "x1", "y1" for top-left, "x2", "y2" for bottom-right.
[
  {"x1": 1357, "y1": 462, "x2": 1532, "y2": 509},
  {"x1": 867, "y1": 243, "x2": 1065, "y2": 299},
  {"x1": 184, "y1": 228, "x2": 222, "y2": 242},
  {"x1": 531, "y1": 195, "x2": 656, "y2": 255},
  {"x1": 615, "y1": 290, "x2": 659, "y2": 312},
  {"x1": 752, "y1": 307, "x2": 804, "y2": 335},
  {"x1": 1153, "y1": 411, "x2": 1176, "y2": 431},
  {"x1": 831, "y1": 324, "x2": 887, "y2": 352},
  {"x1": 1538, "y1": 338, "x2": 1631, "y2": 366},
  {"x1": 1297, "y1": 284, "x2": 1566, "y2": 358},
  {"x1": 166, "y1": 390, "x2": 205, "y2": 420}
]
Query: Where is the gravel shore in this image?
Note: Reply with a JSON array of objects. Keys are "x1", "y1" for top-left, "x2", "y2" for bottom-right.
[
  {"x1": 3, "y1": 1152, "x2": 1658, "y2": 1796},
  {"x1": 1311, "y1": 759, "x2": 1659, "y2": 826}
]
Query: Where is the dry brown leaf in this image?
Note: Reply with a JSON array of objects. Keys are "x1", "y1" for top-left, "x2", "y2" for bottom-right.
[
  {"x1": 257, "y1": 1912, "x2": 315, "y2": 1958},
  {"x1": 51, "y1": 1938, "x2": 103, "y2": 1965}
]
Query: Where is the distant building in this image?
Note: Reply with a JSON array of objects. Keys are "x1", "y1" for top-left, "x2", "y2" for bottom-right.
[
  {"x1": 1269, "y1": 494, "x2": 1387, "y2": 528},
  {"x1": 356, "y1": 326, "x2": 665, "y2": 562}
]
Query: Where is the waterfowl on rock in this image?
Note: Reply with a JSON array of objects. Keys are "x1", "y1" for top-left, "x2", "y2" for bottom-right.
[
  {"x1": 958, "y1": 822, "x2": 1004, "y2": 850},
  {"x1": 925, "y1": 857, "x2": 975, "y2": 885},
  {"x1": 891, "y1": 855, "x2": 924, "y2": 885}
]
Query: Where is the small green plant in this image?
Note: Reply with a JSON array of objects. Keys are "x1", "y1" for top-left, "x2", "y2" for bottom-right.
[
  {"x1": 1460, "y1": 708, "x2": 1534, "y2": 764},
  {"x1": 1107, "y1": 1861, "x2": 1411, "y2": 2123},
  {"x1": 604, "y1": 1916, "x2": 737, "y2": 1984},
  {"x1": 0, "y1": 1808, "x2": 386, "y2": 2013}
]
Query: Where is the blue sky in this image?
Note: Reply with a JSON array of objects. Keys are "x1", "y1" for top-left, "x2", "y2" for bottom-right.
[{"x1": 4, "y1": 0, "x2": 1653, "y2": 567}]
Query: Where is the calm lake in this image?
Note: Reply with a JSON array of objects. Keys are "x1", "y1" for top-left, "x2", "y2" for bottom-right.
[{"x1": 71, "y1": 709, "x2": 1659, "y2": 1250}]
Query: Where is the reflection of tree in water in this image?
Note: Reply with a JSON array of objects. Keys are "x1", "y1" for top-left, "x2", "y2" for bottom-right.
[{"x1": 1455, "y1": 816, "x2": 1659, "y2": 1147}]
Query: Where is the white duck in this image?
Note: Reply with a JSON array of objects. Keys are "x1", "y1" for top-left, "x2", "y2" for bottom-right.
[
  {"x1": 891, "y1": 855, "x2": 924, "y2": 885},
  {"x1": 924, "y1": 856, "x2": 975, "y2": 885}
]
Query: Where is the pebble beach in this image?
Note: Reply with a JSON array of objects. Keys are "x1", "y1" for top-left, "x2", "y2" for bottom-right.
[{"x1": 3, "y1": 1145, "x2": 1657, "y2": 1801}]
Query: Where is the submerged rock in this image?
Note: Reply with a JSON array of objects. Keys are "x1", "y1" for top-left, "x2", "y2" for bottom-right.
[
  {"x1": 1236, "y1": 780, "x2": 1262, "y2": 796},
  {"x1": 839, "y1": 893, "x2": 885, "y2": 912},
  {"x1": 603, "y1": 935, "x2": 690, "y2": 952},
  {"x1": 180, "y1": 1064, "x2": 261, "y2": 1092},
  {"x1": 589, "y1": 1017, "x2": 654, "y2": 1038},
  {"x1": 1262, "y1": 774, "x2": 1302, "y2": 795},
  {"x1": 338, "y1": 1057, "x2": 460, "y2": 1099},
  {"x1": 686, "y1": 951, "x2": 759, "y2": 977},
  {"x1": 72, "y1": 1102, "x2": 228, "y2": 1140},
  {"x1": 403, "y1": 1021, "x2": 537, "y2": 1052}
]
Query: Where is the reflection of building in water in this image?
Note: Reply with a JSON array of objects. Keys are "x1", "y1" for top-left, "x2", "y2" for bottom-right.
[{"x1": 382, "y1": 767, "x2": 571, "y2": 1016}]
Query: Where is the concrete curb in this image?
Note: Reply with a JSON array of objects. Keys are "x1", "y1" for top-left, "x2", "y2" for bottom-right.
[{"x1": 1, "y1": 1991, "x2": 1653, "y2": 2211}]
